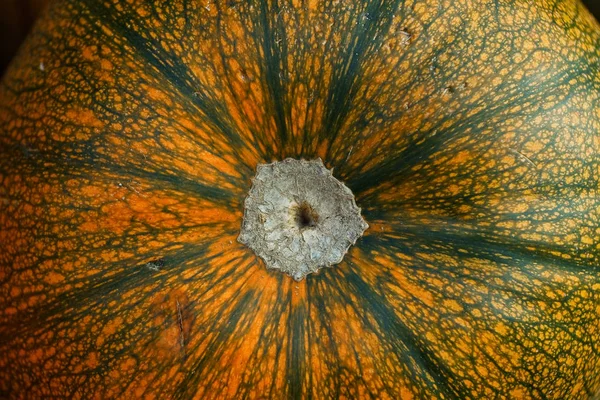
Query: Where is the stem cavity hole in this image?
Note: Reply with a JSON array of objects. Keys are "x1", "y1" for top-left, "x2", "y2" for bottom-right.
[{"x1": 294, "y1": 201, "x2": 319, "y2": 230}]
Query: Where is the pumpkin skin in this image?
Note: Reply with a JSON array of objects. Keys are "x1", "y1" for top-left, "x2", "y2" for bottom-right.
[{"x1": 1, "y1": 0, "x2": 600, "y2": 398}]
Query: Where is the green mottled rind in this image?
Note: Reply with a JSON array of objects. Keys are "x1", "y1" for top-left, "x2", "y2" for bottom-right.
[{"x1": 1, "y1": 0, "x2": 600, "y2": 399}]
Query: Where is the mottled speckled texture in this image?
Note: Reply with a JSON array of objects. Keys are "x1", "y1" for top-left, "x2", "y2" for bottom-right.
[{"x1": 1, "y1": 0, "x2": 600, "y2": 399}]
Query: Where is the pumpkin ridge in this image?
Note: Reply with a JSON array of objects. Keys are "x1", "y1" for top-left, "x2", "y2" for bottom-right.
[
  {"x1": 284, "y1": 300, "x2": 308, "y2": 400},
  {"x1": 321, "y1": 0, "x2": 404, "y2": 161},
  {"x1": 328, "y1": 265, "x2": 458, "y2": 398},
  {"x1": 254, "y1": 0, "x2": 292, "y2": 148},
  {"x1": 347, "y1": 67, "x2": 577, "y2": 195},
  {"x1": 172, "y1": 288, "x2": 259, "y2": 399},
  {"x1": 81, "y1": 0, "x2": 252, "y2": 155},
  {"x1": 366, "y1": 223, "x2": 588, "y2": 279}
]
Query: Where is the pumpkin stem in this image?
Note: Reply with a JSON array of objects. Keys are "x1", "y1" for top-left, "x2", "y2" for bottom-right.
[{"x1": 238, "y1": 158, "x2": 368, "y2": 281}]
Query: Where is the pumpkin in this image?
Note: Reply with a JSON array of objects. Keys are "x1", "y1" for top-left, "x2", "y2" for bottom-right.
[{"x1": 1, "y1": 0, "x2": 600, "y2": 398}]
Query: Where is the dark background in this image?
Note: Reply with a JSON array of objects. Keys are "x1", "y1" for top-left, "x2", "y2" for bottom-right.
[
  {"x1": 1, "y1": 0, "x2": 600, "y2": 75},
  {"x1": 0, "y1": 0, "x2": 50, "y2": 76},
  {"x1": 585, "y1": 0, "x2": 600, "y2": 22}
]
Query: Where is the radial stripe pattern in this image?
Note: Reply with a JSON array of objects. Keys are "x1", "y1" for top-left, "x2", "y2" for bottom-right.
[{"x1": 1, "y1": 0, "x2": 600, "y2": 398}]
